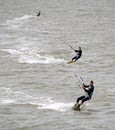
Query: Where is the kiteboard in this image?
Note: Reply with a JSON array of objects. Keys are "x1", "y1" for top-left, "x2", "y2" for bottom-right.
[
  {"x1": 67, "y1": 61, "x2": 74, "y2": 64},
  {"x1": 73, "y1": 104, "x2": 81, "y2": 111}
]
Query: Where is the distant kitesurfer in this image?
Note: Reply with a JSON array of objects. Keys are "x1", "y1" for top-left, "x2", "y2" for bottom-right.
[
  {"x1": 75, "y1": 80, "x2": 94, "y2": 108},
  {"x1": 70, "y1": 46, "x2": 82, "y2": 63},
  {"x1": 37, "y1": 11, "x2": 41, "y2": 17}
]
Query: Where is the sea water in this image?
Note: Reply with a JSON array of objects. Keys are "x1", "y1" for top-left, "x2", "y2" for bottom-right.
[{"x1": 0, "y1": 0, "x2": 115, "y2": 130}]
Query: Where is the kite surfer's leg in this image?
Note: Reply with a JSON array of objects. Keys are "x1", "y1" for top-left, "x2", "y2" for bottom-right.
[
  {"x1": 76, "y1": 96, "x2": 85, "y2": 106},
  {"x1": 72, "y1": 56, "x2": 77, "y2": 62},
  {"x1": 72, "y1": 55, "x2": 80, "y2": 62},
  {"x1": 79, "y1": 96, "x2": 90, "y2": 106},
  {"x1": 82, "y1": 96, "x2": 90, "y2": 103}
]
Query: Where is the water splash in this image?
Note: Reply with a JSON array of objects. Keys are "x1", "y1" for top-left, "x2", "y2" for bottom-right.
[
  {"x1": 2, "y1": 15, "x2": 36, "y2": 29},
  {"x1": 37, "y1": 102, "x2": 73, "y2": 112},
  {"x1": 0, "y1": 87, "x2": 73, "y2": 112},
  {"x1": 1, "y1": 48, "x2": 66, "y2": 64}
]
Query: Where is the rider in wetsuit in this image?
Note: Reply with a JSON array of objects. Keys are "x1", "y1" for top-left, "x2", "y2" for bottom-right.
[
  {"x1": 37, "y1": 11, "x2": 41, "y2": 17},
  {"x1": 71, "y1": 47, "x2": 82, "y2": 62},
  {"x1": 76, "y1": 80, "x2": 94, "y2": 108}
]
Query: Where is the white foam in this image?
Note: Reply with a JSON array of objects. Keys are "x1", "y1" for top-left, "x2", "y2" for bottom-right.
[
  {"x1": 5, "y1": 15, "x2": 34, "y2": 25},
  {"x1": 38, "y1": 101, "x2": 73, "y2": 112},
  {"x1": 35, "y1": 54, "x2": 66, "y2": 64},
  {"x1": 1, "y1": 48, "x2": 66, "y2": 64},
  {"x1": 2, "y1": 15, "x2": 35, "y2": 29},
  {"x1": 0, "y1": 87, "x2": 38, "y2": 106},
  {"x1": 19, "y1": 55, "x2": 66, "y2": 64},
  {"x1": 0, "y1": 88, "x2": 15, "y2": 105},
  {"x1": 1, "y1": 49, "x2": 21, "y2": 55},
  {"x1": 0, "y1": 99, "x2": 15, "y2": 104},
  {"x1": 0, "y1": 87, "x2": 73, "y2": 111}
]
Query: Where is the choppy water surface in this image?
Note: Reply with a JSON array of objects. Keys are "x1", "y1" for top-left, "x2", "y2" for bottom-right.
[{"x1": 0, "y1": 0, "x2": 115, "y2": 130}]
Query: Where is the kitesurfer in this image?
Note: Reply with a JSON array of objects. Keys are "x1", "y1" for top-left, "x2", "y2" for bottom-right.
[
  {"x1": 75, "y1": 80, "x2": 94, "y2": 108},
  {"x1": 71, "y1": 46, "x2": 82, "y2": 62},
  {"x1": 37, "y1": 11, "x2": 41, "y2": 17}
]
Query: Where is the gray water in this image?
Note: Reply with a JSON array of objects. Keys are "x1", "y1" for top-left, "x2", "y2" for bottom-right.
[{"x1": 0, "y1": 0, "x2": 115, "y2": 130}]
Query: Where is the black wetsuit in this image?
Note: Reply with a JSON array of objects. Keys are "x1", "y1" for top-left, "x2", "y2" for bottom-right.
[
  {"x1": 72, "y1": 50, "x2": 82, "y2": 62},
  {"x1": 77, "y1": 84, "x2": 94, "y2": 103},
  {"x1": 37, "y1": 11, "x2": 41, "y2": 17}
]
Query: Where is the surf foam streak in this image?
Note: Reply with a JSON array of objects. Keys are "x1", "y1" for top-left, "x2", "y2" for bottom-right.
[
  {"x1": 1, "y1": 48, "x2": 66, "y2": 64},
  {"x1": 0, "y1": 87, "x2": 44, "y2": 105},
  {"x1": 0, "y1": 88, "x2": 73, "y2": 112},
  {"x1": 0, "y1": 99, "x2": 15, "y2": 104},
  {"x1": 0, "y1": 88, "x2": 16, "y2": 105},
  {"x1": 2, "y1": 15, "x2": 35, "y2": 29},
  {"x1": 19, "y1": 54, "x2": 66, "y2": 64},
  {"x1": 37, "y1": 102, "x2": 73, "y2": 112}
]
